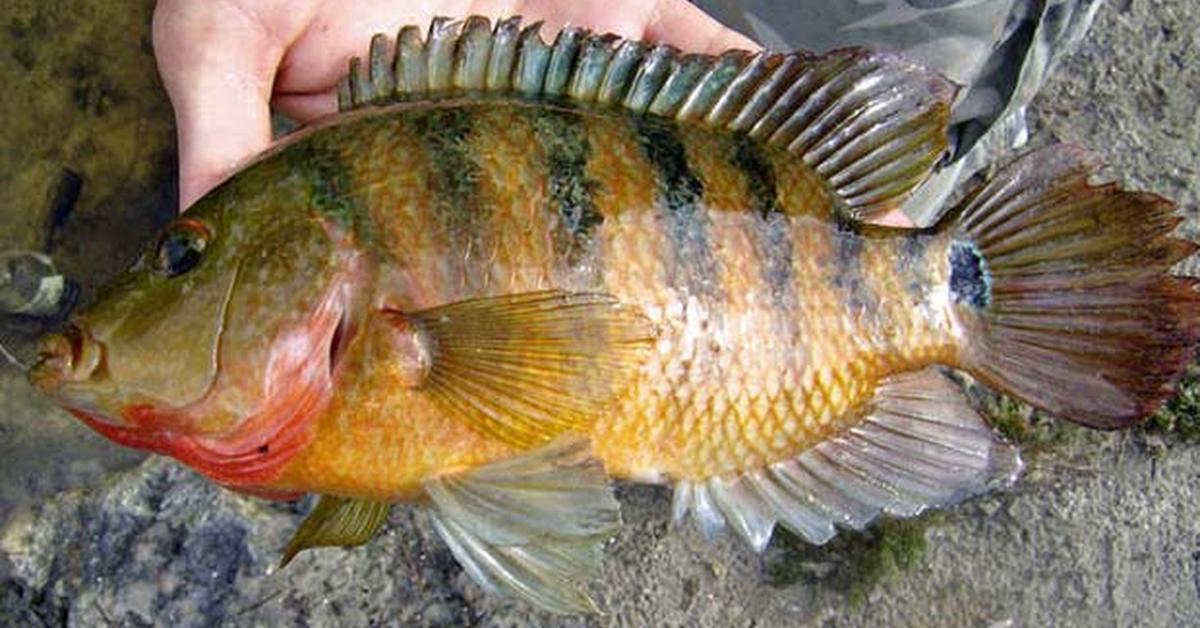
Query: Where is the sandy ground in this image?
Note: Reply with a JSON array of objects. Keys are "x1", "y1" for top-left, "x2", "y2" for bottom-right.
[{"x1": 1, "y1": 1, "x2": 1198, "y2": 626}]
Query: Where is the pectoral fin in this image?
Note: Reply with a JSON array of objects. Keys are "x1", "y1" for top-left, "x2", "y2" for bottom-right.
[
  {"x1": 280, "y1": 496, "x2": 392, "y2": 567},
  {"x1": 387, "y1": 290, "x2": 655, "y2": 448},
  {"x1": 423, "y1": 437, "x2": 621, "y2": 614}
]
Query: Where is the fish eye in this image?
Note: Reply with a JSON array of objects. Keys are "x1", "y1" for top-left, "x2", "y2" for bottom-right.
[{"x1": 154, "y1": 219, "x2": 210, "y2": 277}]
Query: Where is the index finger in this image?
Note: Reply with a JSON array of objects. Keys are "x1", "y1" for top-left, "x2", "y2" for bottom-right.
[{"x1": 152, "y1": 0, "x2": 316, "y2": 209}]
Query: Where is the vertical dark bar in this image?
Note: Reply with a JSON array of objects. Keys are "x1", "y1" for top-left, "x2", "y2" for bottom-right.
[{"x1": 634, "y1": 119, "x2": 721, "y2": 300}]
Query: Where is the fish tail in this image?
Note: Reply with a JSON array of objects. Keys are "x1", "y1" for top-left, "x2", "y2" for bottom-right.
[{"x1": 947, "y1": 144, "x2": 1200, "y2": 428}]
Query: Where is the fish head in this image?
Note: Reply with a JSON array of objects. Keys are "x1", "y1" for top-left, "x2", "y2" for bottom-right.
[{"x1": 29, "y1": 158, "x2": 368, "y2": 485}]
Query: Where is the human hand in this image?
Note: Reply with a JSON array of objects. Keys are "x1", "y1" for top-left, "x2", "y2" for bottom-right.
[{"x1": 152, "y1": 0, "x2": 758, "y2": 210}]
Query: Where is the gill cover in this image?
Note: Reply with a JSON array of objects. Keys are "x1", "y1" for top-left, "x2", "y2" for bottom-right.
[{"x1": 41, "y1": 142, "x2": 352, "y2": 441}]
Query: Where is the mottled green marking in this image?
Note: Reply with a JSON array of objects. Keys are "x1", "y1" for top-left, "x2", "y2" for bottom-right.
[
  {"x1": 633, "y1": 119, "x2": 721, "y2": 299},
  {"x1": 289, "y1": 137, "x2": 368, "y2": 232},
  {"x1": 412, "y1": 108, "x2": 486, "y2": 290},
  {"x1": 896, "y1": 231, "x2": 933, "y2": 297},
  {"x1": 526, "y1": 108, "x2": 603, "y2": 280}
]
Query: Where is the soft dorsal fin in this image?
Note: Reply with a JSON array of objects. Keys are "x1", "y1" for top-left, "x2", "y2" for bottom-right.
[{"x1": 336, "y1": 15, "x2": 955, "y2": 223}]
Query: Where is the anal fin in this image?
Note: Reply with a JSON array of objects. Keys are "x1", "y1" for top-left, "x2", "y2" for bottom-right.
[
  {"x1": 673, "y1": 367, "x2": 1021, "y2": 552},
  {"x1": 423, "y1": 437, "x2": 620, "y2": 614},
  {"x1": 280, "y1": 495, "x2": 392, "y2": 567}
]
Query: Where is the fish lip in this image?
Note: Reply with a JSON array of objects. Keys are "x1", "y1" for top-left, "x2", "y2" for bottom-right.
[{"x1": 29, "y1": 322, "x2": 109, "y2": 394}]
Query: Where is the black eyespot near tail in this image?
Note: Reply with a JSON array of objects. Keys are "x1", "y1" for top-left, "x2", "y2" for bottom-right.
[
  {"x1": 948, "y1": 241, "x2": 989, "y2": 309},
  {"x1": 949, "y1": 144, "x2": 1200, "y2": 429}
]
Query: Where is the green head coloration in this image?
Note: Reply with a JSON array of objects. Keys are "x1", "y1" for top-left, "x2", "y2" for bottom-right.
[{"x1": 32, "y1": 143, "x2": 361, "y2": 437}]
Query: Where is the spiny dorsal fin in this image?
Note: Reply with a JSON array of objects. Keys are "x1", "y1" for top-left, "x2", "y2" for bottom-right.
[
  {"x1": 388, "y1": 290, "x2": 655, "y2": 448},
  {"x1": 424, "y1": 437, "x2": 620, "y2": 614},
  {"x1": 672, "y1": 368, "x2": 1022, "y2": 551},
  {"x1": 280, "y1": 495, "x2": 392, "y2": 567},
  {"x1": 337, "y1": 15, "x2": 955, "y2": 223}
]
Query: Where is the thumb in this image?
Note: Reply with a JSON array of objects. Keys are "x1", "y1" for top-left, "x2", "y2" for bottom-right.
[{"x1": 152, "y1": 0, "x2": 294, "y2": 210}]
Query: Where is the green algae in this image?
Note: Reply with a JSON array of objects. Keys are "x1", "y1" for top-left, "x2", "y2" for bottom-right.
[
  {"x1": 767, "y1": 515, "x2": 941, "y2": 606},
  {"x1": 981, "y1": 392, "x2": 1075, "y2": 454},
  {"x1": 1144, "y1": 362, "x2": 1200, "y2": 444}
]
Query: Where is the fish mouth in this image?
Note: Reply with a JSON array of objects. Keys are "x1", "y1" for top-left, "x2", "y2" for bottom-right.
[
  {"x1": 30, "y1": 322, "x2": 109, "y2": 393},
  {"x1": 29, "y1": 321, "x2": 127, "y2": 428}
]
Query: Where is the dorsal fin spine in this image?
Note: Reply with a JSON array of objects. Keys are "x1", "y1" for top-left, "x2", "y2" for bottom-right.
[
  {"x1": 799, "y1": 68, "x2": 903, "y2": 163},
  {"x1": 426, "y1": 17, "x2": 460, "y2": 91},
  {"x1": 623, "y1": 44, "x2": 675, "y2": 113},
  {"x1": 453, "y1": 16, "x2": 493, "y2": 90},
  {"x1": 728, "y1": 54, "x2": 794, "y2": 131},
  {"x1": 648, "y1": 54, "x2": 708, "y2": 116},
  {"x1": 749, "y1": 54, "x2": 823, "y2": 142},
  {"x1": 776, "y1": 56, "x2": 869, "y2": 155},
  {"x1": 679, "y1": 50, "x2": 749, "y2": 123},
  {"x1": 513, "y1": 23, "x2": 550, "y2": 95},
  {"x1": 571, "y1": 34, "x2": 620, "y2": 102},
  {"x1": 369, "y1": 34, "x2": 395, "y2": 98},
  {"x1": 826, "y1": 107, "x2": 919, "y2": 185},
  {"x1": 544, "y1": 27, "x2": 583, "y2": 97},
  {"x1": 484, "y1": 17, "x2": 521, "y2": 90},
  {"x1": 597, "y1": 40, "x2": 646, "y2": 105},
  {"x1": 704, "y1": 52, "x2": 770, "y2": 127},
  {"x1": 345, "y1": 57, "x2": 367, "y2": 107},
  {"x1": 395, "y1": 26, "x2": 427, "y2": 95}
]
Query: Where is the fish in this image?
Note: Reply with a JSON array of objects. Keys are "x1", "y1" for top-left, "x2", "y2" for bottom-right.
[{"x1": 28, "y1": 15, "x2": 1200, "y2": 614}]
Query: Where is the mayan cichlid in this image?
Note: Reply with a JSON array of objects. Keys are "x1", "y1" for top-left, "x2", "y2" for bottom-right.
[{"x1": 29, "y1": 15, "x2": 1200, "y2": 613}]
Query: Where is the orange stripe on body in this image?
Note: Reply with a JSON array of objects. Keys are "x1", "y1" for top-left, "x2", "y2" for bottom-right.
[{"x1": 467, "y1": 108, "x2": 559, "y2": 294}]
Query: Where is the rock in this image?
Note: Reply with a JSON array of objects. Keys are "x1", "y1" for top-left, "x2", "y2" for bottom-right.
[
  {"x1": 3, "y1": 441, "x2": 1198, "y2": 626},
  {"x1": 0, "y1": 458, "x2": 481, "y2": 627}
]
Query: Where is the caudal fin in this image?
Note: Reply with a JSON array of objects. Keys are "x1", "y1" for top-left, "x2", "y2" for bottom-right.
[{"x1": 949, "y1": 144, "x2": 1200, "y2": 428}]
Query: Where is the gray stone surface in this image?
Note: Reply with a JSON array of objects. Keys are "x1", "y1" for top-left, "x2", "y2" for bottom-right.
[{"x1": 2, "y1": 0, "x2": 1199, "y2": 626}]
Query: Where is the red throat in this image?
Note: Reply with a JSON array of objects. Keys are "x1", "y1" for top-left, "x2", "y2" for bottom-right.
[
  {"x1": 69, "y1": 275, "x2": 358, "y2": 498},
  {"x1": 72, "y1": 404, "x2": 313, "y2": 498}
]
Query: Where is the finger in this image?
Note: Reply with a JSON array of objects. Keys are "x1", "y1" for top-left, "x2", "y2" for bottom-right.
[
  {"x1": 640, "y1": 0, "x2": 761, "y2": 53},
  {"x1": 273, "y1": 0, "x2": 474, "y2": 121},
  {"x1": 152, "y1": 0, "x2": 297, "y2": 209},
  {"x1": 273, "y1": 92, "x2": 339, "y2": 124}
]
